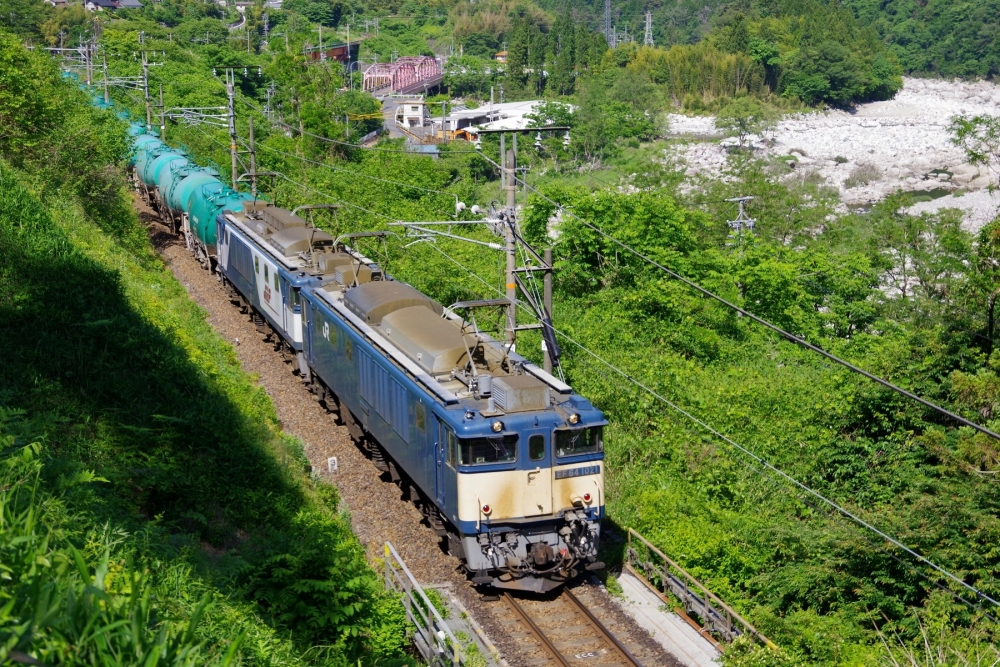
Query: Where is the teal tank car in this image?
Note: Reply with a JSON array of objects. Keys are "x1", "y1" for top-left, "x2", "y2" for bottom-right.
[
  {"x1": 165, "y1": 165, "x2": 212, "y2": 215},
  {"x1": 142, "y1": 147, "x2": 186, "y2": 188},
  {"x1": 154, "y1": 153, "x2": 191, "y2": 200},
  {"x1": 175, "y1": 169, "x2": 223, "y2": 216},
  {"x1": 187, "y1": 181, "x2": 253, "y2": 255},
  {"x1": 134, "y1": 137, "x2": 166, "y2": 182}
]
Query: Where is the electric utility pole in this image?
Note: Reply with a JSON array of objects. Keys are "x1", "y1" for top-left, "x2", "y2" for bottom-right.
[
  {"x1": 226, "y1": 68, "x2": 239, "y2": 188},
  {"x1": 140, "y1": 50, "x2": 164, "y2": 128},
  {"x1": 644, "y1": 11, "x2": 654, "y2": 46},
  {"x1": 604, "y1": 0, "x2": 613, "y2": 47},
  {"x1": 726, "y1": 196, "x2": 756, "y2": 252}
]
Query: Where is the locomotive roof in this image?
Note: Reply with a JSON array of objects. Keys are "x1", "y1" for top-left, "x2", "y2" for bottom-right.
[
  {"x1": 344, "y1": 281, "x2": 442, "y2": 325},
  {"x1": 311, "y1": 278, "x2": 578, "y2": 414},
  {"x1": 223, "y1": 206, "x2": 373, "y2": 282}
]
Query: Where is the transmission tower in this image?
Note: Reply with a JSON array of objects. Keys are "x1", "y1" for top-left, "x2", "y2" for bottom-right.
[
  {"x1": 604, "y1": 0, "x2": 615, "y2": 48},
  {"x1": 644, "y1": 11, "x2": 654, "y2": 46}
]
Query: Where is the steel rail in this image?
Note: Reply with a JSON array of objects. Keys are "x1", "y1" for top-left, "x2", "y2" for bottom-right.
[
  {"x1": 502, "y1": 593, "x2": 571, "y2": 667},
  {"x1": 502, "y1": 591, "x2": 643, "y2": 667},
  {"x1": 563, "y1": 589, "x2": 644, "y2": 666}
]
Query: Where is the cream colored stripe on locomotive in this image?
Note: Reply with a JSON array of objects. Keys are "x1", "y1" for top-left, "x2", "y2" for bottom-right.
[{"x1": 455, "y1": 465, "x2": 603, "y2": 523}]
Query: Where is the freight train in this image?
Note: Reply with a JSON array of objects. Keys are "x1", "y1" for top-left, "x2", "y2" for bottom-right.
[{"x1": 107, "y1": 95, "x2": 606, "y2": 592}]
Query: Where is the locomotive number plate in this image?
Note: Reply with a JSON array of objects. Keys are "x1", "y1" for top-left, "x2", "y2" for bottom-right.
[{"x1": 554, "y1": 465, "x2": 600, "y2": 479}]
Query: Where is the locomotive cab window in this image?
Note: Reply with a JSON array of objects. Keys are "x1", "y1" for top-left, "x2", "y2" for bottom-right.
[
  {"x1": 414, "y1": 401, "x2": 426, "y2": 433},
  {"x1": 254, "y1": 256, "x2": 259, "y2": 274},
  {"x1": 554, "y1": 427, "x2": 603, "y2": 457},
  {"x1": 529, "y1": 435, "x2": 545, "y2": 461},
  {"x1": 445, "y1": 428, "x2": 456, "y2": 466},
  {"x1": 289, "y1": 287, "x2": 301, "y2": 308},
  {"x1": 264, "y1": 265, "x2": 269, "y2": 283},
  {"x1": 458, "y1": 435, "x2": 517, "y2": 465}
]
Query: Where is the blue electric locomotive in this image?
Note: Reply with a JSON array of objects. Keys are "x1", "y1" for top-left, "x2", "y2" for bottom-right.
[{"x1": 216, "y1": 202, "x2": 607, "y2": 592}]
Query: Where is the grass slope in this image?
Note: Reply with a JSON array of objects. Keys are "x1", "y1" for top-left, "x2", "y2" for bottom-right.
[{"x1": 0, "y1": 155, "x2": 410, "y2": 664}]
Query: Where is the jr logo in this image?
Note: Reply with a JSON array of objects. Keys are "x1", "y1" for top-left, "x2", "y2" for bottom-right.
[
  {"x1": 322, "y1": 321, "x2": 330, "y2": 340},
  {"x1": 264, "y1": 285, "x2": 271, "y2": 303}
]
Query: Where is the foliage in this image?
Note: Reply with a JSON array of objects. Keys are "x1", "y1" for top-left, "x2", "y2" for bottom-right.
[
  {"x1": 0, "y1": 412, "x2": 240, "y2": 666},
  {"x1": 842, "y1": 0, "x2": 1000, "y2": 78},
  {"x1": 715, "y1": 97, "x2": 779, "y2": 149},
  {"x1": 443, "y1": 55, "x2": 498, "y2": 99},
  {"x1": 842, "y1": 163, "x2": 882, "y2": 189},
  {"x1": 0, "y1": 30, "x2": 408, "y2": 666},
  {"x1": 949, "y1": 115, "x2": 1000, "y2": 186}
]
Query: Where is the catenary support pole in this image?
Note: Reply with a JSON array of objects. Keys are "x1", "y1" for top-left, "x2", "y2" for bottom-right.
[
  {"x1": 143, "y1": 51, "x2": 151, "y2": 127},
  {"x1": 227, "y1": 69, "x2": 239, "y2": 189},
  {"x1": 505, "y1": 137, "x2": 517, "y2": 347},
  {"x1": 249, "y1": 116, "x2": 257, "y2": 196},
  {"x1": 544, "y1": 247, "x2": 553, "y2": 373},
  {"x1": 102, "y1": 53, "x2": 109, "y2": 105},
  {"x1": 159, "y1": 83, "x2": 165, "y2": 140}
]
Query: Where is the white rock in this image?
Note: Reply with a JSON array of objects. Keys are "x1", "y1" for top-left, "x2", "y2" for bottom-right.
[{"x1": 970, "y1": 175, "x2": 993, "y2": 190}]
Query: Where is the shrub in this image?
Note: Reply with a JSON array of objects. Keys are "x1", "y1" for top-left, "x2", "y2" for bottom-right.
[{"x1": 843, "y1": 163, "x2": 882, "y2": 188}]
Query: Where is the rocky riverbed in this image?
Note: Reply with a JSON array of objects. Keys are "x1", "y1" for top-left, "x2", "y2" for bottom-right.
[{"x1": 669, "y1": 77, "x2": 1000, "y2": 230}]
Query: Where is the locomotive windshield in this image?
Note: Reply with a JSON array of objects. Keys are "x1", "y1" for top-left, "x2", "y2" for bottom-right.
[
  {"x1": 453, "y1": 434, "x2": 518, "y2": 465},
  {"x1": 554, "y1": 427, "x2": 603, "y2": 457}
]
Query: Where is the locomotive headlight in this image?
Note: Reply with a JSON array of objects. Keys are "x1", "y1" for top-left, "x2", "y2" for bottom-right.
[
  {"x1": 482, "y1": 504, "x2": 492, "y2": 515},
  {"x1": 568, "y1": 413, "x2": 580, "y2": 425},
  {"x1": 491, "y1": 420, "x2": 503, "y2": 432}
]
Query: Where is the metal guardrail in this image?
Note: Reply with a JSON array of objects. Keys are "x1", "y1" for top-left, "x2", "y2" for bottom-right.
[
  {"x1": 383, "y1": 542, "x2": 464, "y2": 666},
  {"x1": 626, "y1": 528, "x2": 776, "y2": 650}
]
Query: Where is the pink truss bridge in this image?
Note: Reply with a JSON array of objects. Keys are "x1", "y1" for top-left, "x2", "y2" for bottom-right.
[{"x1": 362, "y1": 56, "x2": 442, "y2": 94}]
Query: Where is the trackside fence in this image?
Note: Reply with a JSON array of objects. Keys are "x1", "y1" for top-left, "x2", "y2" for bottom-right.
[
  {"x1": 383, "y1": 542, "x2": 464, "y2": 666},
  {"x1": 626, "y1": 528, "x2": 776, "y2": 650}
]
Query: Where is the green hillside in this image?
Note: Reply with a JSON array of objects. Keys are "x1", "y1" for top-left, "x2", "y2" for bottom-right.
[{"x1": 0, "y1": 31, "x2": 411, "y2": 666}]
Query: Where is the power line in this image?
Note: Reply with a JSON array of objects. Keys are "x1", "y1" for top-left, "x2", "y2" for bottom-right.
[
  {"x1": 417, "y1": 240, "x2": 1000, "y2": 612},
  {"x1": 513, "y1": 177, "x2": 1000, "y2": 443},
  {"x1": 252, "y1": 141, "x2": 459, "y2": 214},
  {"x1": 272, "y1": 172, "x2": 399, "y2": 223},
  {"x1": 235, "y1": 92, "x2": 478, "y2": 155}
]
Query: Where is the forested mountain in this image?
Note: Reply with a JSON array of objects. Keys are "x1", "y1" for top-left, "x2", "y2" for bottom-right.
[{"x1": 540, "y1": 0, "x2": 1000, "y2": 79}]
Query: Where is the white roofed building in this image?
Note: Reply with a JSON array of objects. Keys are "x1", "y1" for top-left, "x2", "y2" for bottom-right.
[{"x1": 436, "y1": 100, "x2": 574, "y2": 136}]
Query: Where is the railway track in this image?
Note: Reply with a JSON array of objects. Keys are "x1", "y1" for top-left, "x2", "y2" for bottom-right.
[{"x1": 501, "y1": 589, "x2": 643, "y2": 667}]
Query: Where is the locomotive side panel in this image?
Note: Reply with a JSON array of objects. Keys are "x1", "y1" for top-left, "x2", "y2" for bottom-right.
[
  {"x1": 222, "y1": 228, "x2": 256, "y2": 303},
  {"x1": 303, "y1": 290, "x2": 442, "y2": 502}
]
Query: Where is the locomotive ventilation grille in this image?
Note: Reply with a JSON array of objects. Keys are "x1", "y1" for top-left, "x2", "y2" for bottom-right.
[{"x1": 492, "y1": 376, "x2": 550, "y2": 412}]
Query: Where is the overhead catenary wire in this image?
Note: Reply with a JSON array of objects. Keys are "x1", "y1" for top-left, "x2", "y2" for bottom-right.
[
  {"x1": 252, "y1": 141, "x2": 460, "y2": 216},
  {"x1": 508, "y1": 173, "x2": 1000, "y2": 443},
  {"x1": 234, "y1": 91, "x2": 479, "y2": 155},
  {"x1": 419, "y1": 239, "x2": 1000, "y2": 612}
]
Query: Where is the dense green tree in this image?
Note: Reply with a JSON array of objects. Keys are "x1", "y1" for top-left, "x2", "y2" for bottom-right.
[
  {"x1": 715, "y1": 96, "x2": 778, "y2": 148},
  {"x1": 460, "y1": 31, "x2": 499, "y2": 59},
  {"x1": 548, "y1": 10, "x2": 576, "y2": 95},
  {"x1": 505, "y1": 18, "x2": 532, "y2": 88},
  {"x1": 0, "y1": 0, "x2": 47, "y2": 38}
]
